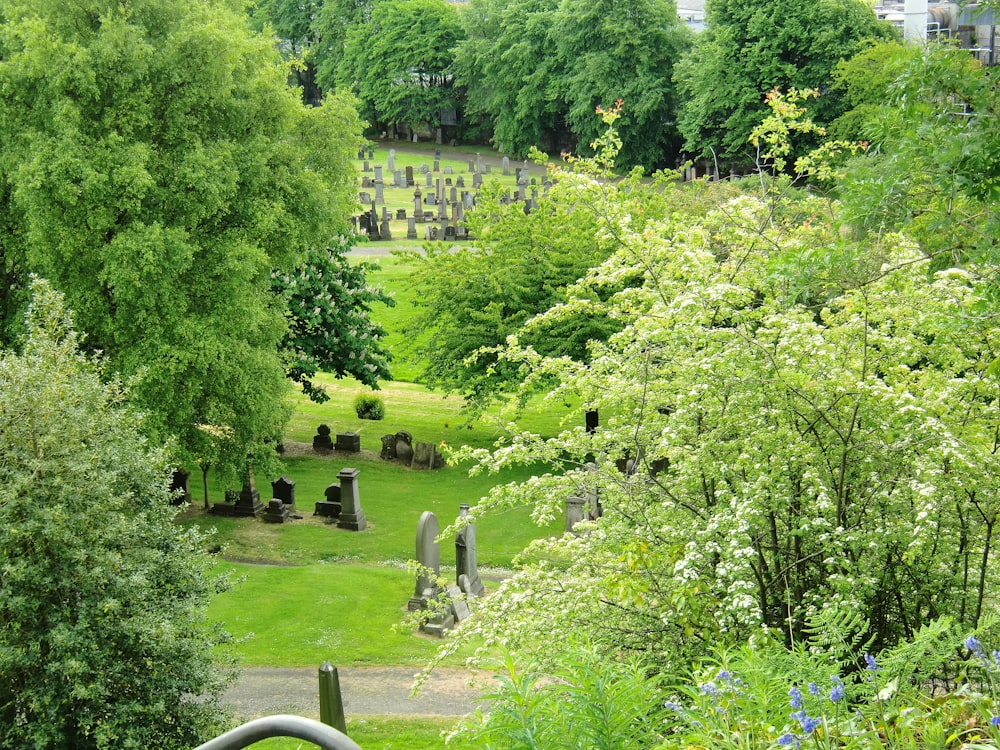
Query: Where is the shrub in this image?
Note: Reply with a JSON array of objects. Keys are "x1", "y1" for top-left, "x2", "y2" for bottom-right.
[{"x1": 354, "y1": 392, "x2": 385, "y2": 420}]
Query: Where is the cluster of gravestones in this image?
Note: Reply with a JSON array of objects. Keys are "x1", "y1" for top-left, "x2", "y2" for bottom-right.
[
  {"x1": 203, "y1": 468, "x2": 368, "y2": 531},
  {"x1": 407, "y1": 505, "x2": 485, "y2": 637},
  {"x1": 379, "y1": 430, "x2": 445, "y2": 470},
  {"x1": 352, "y1": 148, "x2": 553, "y2": 242},
  {"x1": 312, "y1": 424, "x2": 361, "y2": 454}
]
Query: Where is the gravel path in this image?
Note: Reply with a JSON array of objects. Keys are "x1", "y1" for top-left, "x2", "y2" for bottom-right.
[{"x1": 223, "y1": 666, "x2": 488, "y2": 720}]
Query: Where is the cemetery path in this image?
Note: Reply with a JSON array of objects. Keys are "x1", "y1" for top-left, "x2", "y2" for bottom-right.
[{"x1": 224, "y1": 665, "x2": 488, "y2": 720}]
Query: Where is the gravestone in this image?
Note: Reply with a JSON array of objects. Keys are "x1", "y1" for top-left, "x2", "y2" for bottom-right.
[
  {"x1": 449, "y1": 186, "x2": 457, "y2": 202},
  {"x1": 443, "y1": 225, "x2": 456, "y2": 242},
  {"x1": 443, "y1": 165, "x2": 452, "y2": 175},
  {"x1": 336, "y1": 432, "x2": 361, "y2": 452},
  {"x1": 374, "y1": 165, "x2": 383, "y2": 181},
  {"x1": 313, "y1": 424, "x2": 334, "y2": 453},
  {"x1": 379, "y1": 217, "x2": 391, "y2": 241},
  {"x1": 484, "y1": 164, "x2": 492, "y2": 174},
  {"x1": 425, "y1": 172, "x2": 433, "y2": 188},
  {"x1": 387, "y1": 148, "x2": 395, "y2": 171},
  {"x1": 565, "y1": 495, "x2": 586, "y2": 533},
  {"x1": 426, "y1": 225, "x2": 438, "y2": 241},
  {"x1": 336, "y1": 468, "x2": 367, "y2": 531},
  {"x1": 502, "y1": 155, "x2": 511, "y2": 176},
  {"x1": 362, "y1": 159, "x2": 371, "y2": 172},
  {"x1": 464, "y1": 192, "x2": 475, "y2": 209},
  {"x1": 357, "y1": 149, "x2": 365, "y2": 159},
  {"x1": 358, "y1": 191, "x2": 371, "y2": 204},
  {"x1": 394, "y1": 170, "x2": 404, "y2": 188},
  {"x1": 456, "y1": 504, "x2": 485, "y2": 597},
  {"x1": 315, "y1": 483, "x2": 341, "y2": 518},
  {"x1": 472, "y1": 172, "x2": 483, "y2": 189},
  {"x1": 408, "y1": 511, "x2": 441, "y2": 611},
  {"x1": 433, "y1": 149, "x2": 441, "y2": 172},
  {"x1": 413, "y1": 188, "x2": 424, "y2": 220},
  {"x1": 374, "y1": 179, "x2": 385, "y2": 205},
  {"x1": 263, "y1": 498, "x2": 290, "y2": 524},
  {"x1": 396, "y1": 208, "x2": 407, "y2": 220},
  {"x1": 455, "y1": 176, "x2": 465, "y2": 188},
  {"x1": 412, "y1": 441, "x2": 446, "y2": 468},
  {"x1": 467, "y1": 159, "x2": 475, "y2": 172},
  {"x1": 367, "y1": 148, "x2": 374, "y2": 160},
  {"x1": 407, "y1": 217, "x2": 417, "y2": 239},
  {"x1": 170, "y1": 469, "x2": 192, "y2": 506},
  {"x1": 235, "y1": 471, "x2": 264, "y2": 517},
  {"x1": 394, "y1": 430, "x2": 413, "y2": 463},
  {"x1": 271, "y1": 476, "x2": 296, "y2": 507},
  {"x1": 420, "y1": 163, "x2": 429, "y2": 174},
  {"x1": 405, "y1": 165, "x2": 414, "y2": 187},
  {"x1": 361, "y1": 175, "x2": 373, "y2": 188}
]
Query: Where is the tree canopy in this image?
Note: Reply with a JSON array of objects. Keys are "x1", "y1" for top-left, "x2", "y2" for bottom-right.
[
  {"x1": 674, "y1": 0, "x2": 895, "y2": 166},
  {"x1": 0, "y1": 0, "x2": 375, "y2": 478},
  {"x1": 0, "y1": 279, "x2": 232, "y2": 748}
]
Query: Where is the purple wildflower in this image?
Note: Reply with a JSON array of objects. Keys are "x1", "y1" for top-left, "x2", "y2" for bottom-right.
[
  {"x1": 992, "y1": 716, "x2": 1000, "y2": 728},
  {"x1": 789, "y1": 686, "x2": 803, "y2": 709},
  {"x1": 829, "y1": 675, "x2": 845, "y2": 703},
  {"x1": 777, "y1": 733, "x2": 801, "y2": 748},
  {"x1": 791, "y1": 710, "x2": 821, "y2": 734},
  {"x1": 864, "y1": 653, "x2": 878, "y2": 672},
  {"x1": 966, "y1": 636, "x2": 983, "y2": 656},
  {"x1": 808, "y1": 682, "x2": 821, "y2": 697}
]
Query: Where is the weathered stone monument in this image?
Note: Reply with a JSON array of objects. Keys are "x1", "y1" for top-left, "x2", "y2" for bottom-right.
[
  {"x1": 456, "y1": 504, "x2": 485, "y2": 597},
  {"x1": 566, "y1": 495, "x2": 586, "y2": 533},
  {"x1": 336, "y1": 468, "x2": 367, "y2": 531},
  {"x1": 335, "y1": 432, "x2": 361, "y2": 452},
  {"x1": 408, "y1": 511, "x2": 456, "y2": 636},
  {"x1": 271, "y1": 476, "x2": 296, "y2": 508},
  {"x1": 411, "y1": 441, "x2": 446, "y2": 469},
  {"x1": 315, "y1": 483, "x2": 341, "y2": 518},
  {"x1": 263, "y1": 498, "x2": 290, "y2": 523},
  {"x1": 313, "y1": 424, "x2": 334, "y2": 453}
]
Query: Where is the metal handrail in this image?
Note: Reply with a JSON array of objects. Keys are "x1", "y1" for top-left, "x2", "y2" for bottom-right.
[{"x1": 193, "y1": 714, "x2": 364, "y2": 750}]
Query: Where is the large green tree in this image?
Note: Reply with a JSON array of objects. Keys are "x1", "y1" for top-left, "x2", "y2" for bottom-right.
[
  {"x1": 0, "y1": 0, "x2": 367, "y2": 478},
  {"x1": 674, "y1": 0, "x2": 895, "y2": 166},
  {"x1": 0, "y1": 280, "x2": 232, "y2": 748},
  {"x1": 454, "y1": 0, "x2": 689, "y2": 170},
  {"x1": 335, "y1": 0, "x2": 465, "y2": 136}
]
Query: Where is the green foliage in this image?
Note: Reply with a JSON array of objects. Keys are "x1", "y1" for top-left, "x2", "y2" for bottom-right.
[
  {"x1": 275, "y1": 235, "x2": 394, "y2": 402},
  {"x1": 454, "y1": 646, "x2": 668, "y2": 750},
  {"x1": 454, "y1": 0, "x2": 689, "y2": 170},
  {"x1": 674, "y1": 0, "x2": 895, "y2": 165},
  {"x1": 0, "y1": 0, "x2": 369, "y2": 481},
  {"x1": 353, "y1": 391, "x2": 386, "y2": 419},
  {"x1": 335, "y1": 0, "x2": 465, "y2": 133},
  {"x1": 0, "y1": 280, "x2": 232, "y2": 749}
]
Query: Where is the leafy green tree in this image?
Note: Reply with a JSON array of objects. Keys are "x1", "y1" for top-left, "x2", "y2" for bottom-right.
[
  {"x1": 0, "y1": 279, "x2": 233, "y2": 749},
  {"x1": 311, "y1": 0, "x2": 376, "y2": 97},
  {"x1": 275, "y1": 236, "x2": 394, "y2": 403},
  {"x1": 674, "y1": 0, "x2": 895, "y2": 166},
  {"x1": 551, "y1": 0, "x2": 690, "y2": 170},
  {"x1": 336, "y1": 0, "x2": 465, "y2": 135},
  {"x1": 455, "y1": 0, "x2": 689, "y2": 169},
  {"x1": 0, "y1": 0, "x2": 368, "y2": 479},
  {"x1": 453, "y1": 0, "x2": 564, "y2": 156}
]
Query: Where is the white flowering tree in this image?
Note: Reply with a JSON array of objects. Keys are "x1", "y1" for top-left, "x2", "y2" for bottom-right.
[{"x1": 432, "y1": 169, "x2": 1000, "y2": 677}]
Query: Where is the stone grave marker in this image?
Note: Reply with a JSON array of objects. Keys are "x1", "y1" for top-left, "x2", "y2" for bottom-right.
[
  {"x1": 407, "y1": 217, "x2": 417, "y2": 239},
  {"x1": 313, "y1": 424, "x2": 334, "y2": 453},
  {"x1": 413, "y1": 188, "x2": 424, "y2": 220},
  {"x1": 235, "y1": 470, "x2": 264, "y2": 517},
  {"x1": 379, "y1": 217, "x2": 391, "y2": 241},
  {"x1": 456, "y1": 175, "x2": 465, "y2": 188},
  {"x1": 405, "y1": 165, "x2": 414, "y2": 186},
  {"x1": 394, "y1": 170, "x2": 404, "y2": 188},
  {"x1": 336, "y1": 468, "x2": 367, "y2": 531},
  {"x1": 374, "y1": 165, "x2": 383, "y2": 181},
  {"x1": 272, "y1": 476, "x2": 296, "y2": 507},
  {"x1": 362, "y1": 159, "x2": 371, "y2": 172},
  {"x1": 456, "y1": 504, "x2": 485, "y2": 597},
  {"x1": 387, "y1": 148, "x2": 395, "y2": 171},
  {"x1": 315, "y1": 483, "x2": 341, "y2": 518},
  {"x1": 336, "y1": 432, "x2": 361, "y2": 452},
  {"x1": 374, "y1": 179, "x2": 385, "y2": 205},
  {"x1": 433, "y1": 148, "x2": 441, "y2": 172},
  {"x1": 408, "y1": 511, "x2": 441, "y2": 611},
  {"x1": 565, "y1": 495, "x2": 586, "y2": 533},
  {"x1": 425, "y1": 172, "x2": 433, "y2": 188},
  {"x1": 502, "y1": 155, "x2": 511, "y2": 175},
  {"x1": 443, "y1": 165, "x2": 452, "y2": 175},
  {"x1": 395, "y1": 208, "x2": 407, "y2": 220},
  {"x1": 263, "y1": 498, "x2": 290, "y2": 524},
  {"x1": 472, "y1": 172, "x2": 483, "y2": 189}
]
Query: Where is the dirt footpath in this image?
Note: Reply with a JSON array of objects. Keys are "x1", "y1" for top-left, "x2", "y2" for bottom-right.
[{"x1": 223, "y1": 666, "x2": 488, "y2": 720}]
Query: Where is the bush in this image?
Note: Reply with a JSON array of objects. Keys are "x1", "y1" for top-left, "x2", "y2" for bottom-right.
[{"x1": 354, "y1": 392, "x2": 385, "y2": 420}]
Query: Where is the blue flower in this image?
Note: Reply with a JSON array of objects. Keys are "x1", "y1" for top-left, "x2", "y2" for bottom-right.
[
  {"x1": 792, "y1": 710, "x2": 821, "y2": 734},
  {"x1": 829, "y1": 676, "x2": 845, "y2": 704},
  {"x1": 777, "y1": 732, "x2": 801, "y2": 748},
  {"x1": 991, "y1": 716, "x2": 1000, "y2": 728},
  {"x1": 699, "y1": 681, "x2": 718, "y2": 697},
  {"x1": 808, "y1": 682, "x2": 821, "y2": 697},
  {"x1": 664, "y1": 701, "x2": 684, "y2": 712},
  {"x1": 789, "y1": 686, "x2": 803, "y2": 709},
  {"x1": 966, "y1": 636, "x2": 983, "y2": 656},
  {"x1": 716, "y1": 669, "x2": 732, "y2": 682},
  {"x1": 864, "y1": 653, "x2": 878, "y2": 672}
]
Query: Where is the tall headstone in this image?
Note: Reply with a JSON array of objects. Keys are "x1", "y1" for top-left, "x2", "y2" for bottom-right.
[
  {"x1": 374, "y1": 179, "x2": 385, "y2": 205},
  {"x1": 413, "y1": 188, "x2": 424, "y2": 221},
  {"x1": 502, "y1": 155, "x2": 511, "y2": 176},
  {"x1": 566, "y1": 495, "x2": 586, "y2": 533},
  {"x1": 387, "y1": 148, "x2": 396, "y2": 171},
  {"x1": 336, "y1": 468, "x2": 367, "y2": 531},
  {"x1": 408, "y1": 511, "x2": 441, "y2": 610},
  {"x1": 374, "y1": 165, "x2": 383, "y2": 181},
  {"x1": 271, "y1": 476, "x2": 296, "y2": 507},
  {"x1": 379, "y1": 217, "x2": 391, "y2": 241},
  {"x1": 235, "y1": 468, "x2": 264, "y2": 517},
  {"x1": 425, "y1": 172, "x2": 433, "y2": 188},
  {"x1": 407, "y1": 217, "x2": 417, "y2": 239},
  {"x1": 456, "y1": 505, "x2": 485, "y2": 597},
  {"x1": 405, "y1": 165, "x2": 414, "y2": 187},
  {"x1": 433, "y1": 149, "x2": 441, "y2": 172},
  {"x1": 472, "y1": 172, "x2": 483, "y2": 189}
]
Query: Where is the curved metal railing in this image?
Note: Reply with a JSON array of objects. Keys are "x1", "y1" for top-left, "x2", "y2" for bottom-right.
[{"x1": 193, "y1": 714, "x2": 364, "y2": 750}]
